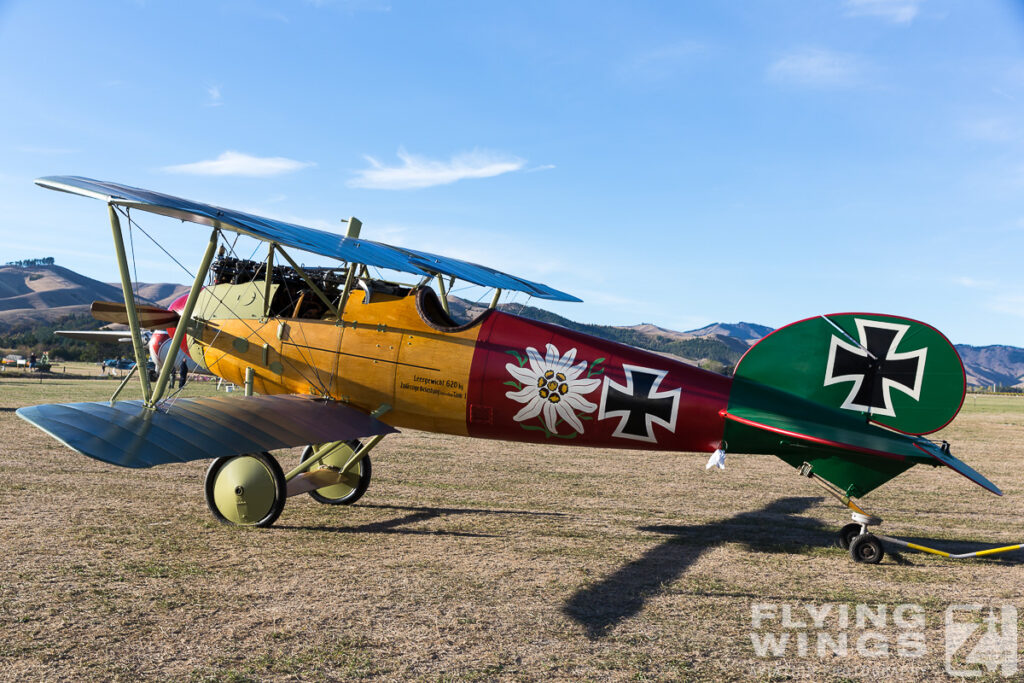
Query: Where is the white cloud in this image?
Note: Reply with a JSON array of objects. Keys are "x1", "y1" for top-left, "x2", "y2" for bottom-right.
[
  {"x1": 348, "y1": 148, "x2": 526, "y2": 190},
  {"x1": 954, "y1": 276, "x2": 995, "y2": 289},
  {"x1": 205, "y1": 84, "x2": 223, "y2": 107},
  {"x1": 767, "y1": 48, "x2": 863, "y2": 87},
  {"x1": 162, "y1": 151, "x2": 314, "y2": 177},
  {"x1": 844, "y1": 0, "x2": 923, "y2": 24}
]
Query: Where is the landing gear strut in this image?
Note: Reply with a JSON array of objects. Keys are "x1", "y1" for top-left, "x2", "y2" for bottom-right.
[
  {"x1": 799, "y1": 463, "x2": 887, "y2": 563},
  {"x1": 296, "y1": 440, "x2": 372, "y2": 505}
]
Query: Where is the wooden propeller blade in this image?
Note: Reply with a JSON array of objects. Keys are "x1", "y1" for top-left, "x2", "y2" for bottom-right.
[{"x1": 91, "y1": 301, "x2": 180, "y2": 329}]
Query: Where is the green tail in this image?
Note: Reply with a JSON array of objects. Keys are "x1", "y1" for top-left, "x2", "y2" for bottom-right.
[{"x1": 722, "y1": 314, "x2": 997, "y2": 499}]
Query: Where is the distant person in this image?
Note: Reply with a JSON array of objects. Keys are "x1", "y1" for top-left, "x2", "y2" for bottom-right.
[
  {"x1": 179, "y1": 360, "x2": 188, "y2": 389},
  {"x1": 28, "y1": 352, "x2": 36, "y2": 369}
]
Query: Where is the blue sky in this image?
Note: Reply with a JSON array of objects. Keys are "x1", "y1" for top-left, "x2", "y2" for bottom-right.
[{"x1": 1, "y1": 0, "x2": 1023, "y2": 345}]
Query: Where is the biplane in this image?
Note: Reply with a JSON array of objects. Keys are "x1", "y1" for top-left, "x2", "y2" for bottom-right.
[
  {"x1": 55, "y1": 318, "x2": 205, "y2": 379},
  {"x1": 17, "y1": 176, "x2": 1022, "y2": 564}
]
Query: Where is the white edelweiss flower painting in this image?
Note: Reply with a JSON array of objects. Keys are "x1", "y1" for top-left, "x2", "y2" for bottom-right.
[{"x1": 505, "y1": 344, "x2": 601, "y2": 434}]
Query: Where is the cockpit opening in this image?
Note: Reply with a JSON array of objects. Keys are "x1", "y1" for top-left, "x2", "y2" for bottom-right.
[
  {"x1": 414, "y1": 286, "x2": 491, "y2": 332},
  {"x1": 210, "y1": 256, "x2": 492, "y2": 329}
]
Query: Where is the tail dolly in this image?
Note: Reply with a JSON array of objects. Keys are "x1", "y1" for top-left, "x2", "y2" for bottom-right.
[{"x1": 799, "y1": 463, "x2": 1023, "y2": 564}]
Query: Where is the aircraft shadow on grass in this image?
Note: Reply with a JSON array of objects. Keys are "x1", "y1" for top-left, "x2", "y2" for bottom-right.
[
  {"x1": 562, "y1": 495, "x2": 1024, "y2": 638},
  {"x1": 283, "y1": 502, "x2": 566, "y2": 538},
  {"x1": 563, "y1": 496, "x2": 830, "y2": 639}
]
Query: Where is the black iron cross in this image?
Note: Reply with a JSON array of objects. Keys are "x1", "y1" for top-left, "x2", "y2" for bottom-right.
[
  {"x1": 600, "y1": 365, "x2": 680, "y2": 442},
  {"x1": 825, "y1": 321, "x2": 925, "y2": 416}
]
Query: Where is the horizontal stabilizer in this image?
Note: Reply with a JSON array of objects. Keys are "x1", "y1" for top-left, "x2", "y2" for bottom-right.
[
  {"x1": 725, "y1": 378, "x2": 928, "y2": 461},
  {"x1": 916, "y1": 440, "x2": 1002, "y2": 496},
  {"x1": 55, "y1": 330, "x2": 133, "y2": 343},
  {"x1": 723, "y1": 378, "x2": 1000, "y2": 497},
  {"x1": 17, "y1": 395, "x2": 396, "y2": 468},
  {"x1": 91, "y1": 300, "x2": 179, "y2": 329}
]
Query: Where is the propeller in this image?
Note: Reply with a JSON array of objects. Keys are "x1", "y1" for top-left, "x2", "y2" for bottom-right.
[{"x1": 90, "y1": 300, "x2": 180, "y2": 329}]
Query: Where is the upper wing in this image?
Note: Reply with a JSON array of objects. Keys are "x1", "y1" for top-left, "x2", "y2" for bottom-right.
[
  {"x1": 17, "y1": 394, "x2": 397, "y2": 468},
  {"x1": 35, "y1": 175, "x2": 581, "y2": 302}
]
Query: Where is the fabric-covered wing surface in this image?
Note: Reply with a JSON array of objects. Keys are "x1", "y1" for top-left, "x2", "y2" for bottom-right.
[
  {"x1": 35, "y1": 176, "x2": 581, "y2": 302},
  {"x1": 17, "y1": 394, "x2": 397, "y2": 468}
]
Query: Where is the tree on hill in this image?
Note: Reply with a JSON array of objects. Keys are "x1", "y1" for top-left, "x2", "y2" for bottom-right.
[{"x1": 5, "y1": 257, "x2": 55, "y2": 267}]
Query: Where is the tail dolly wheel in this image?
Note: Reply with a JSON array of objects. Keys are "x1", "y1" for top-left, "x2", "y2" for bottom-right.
[{"x1": 799, "y1": 462, "x2": 1024, "y2": 564}]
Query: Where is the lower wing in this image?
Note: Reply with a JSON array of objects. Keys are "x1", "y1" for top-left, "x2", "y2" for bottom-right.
[{"x1": 17, "y1": 394, "x2": 396, "y2": 468}]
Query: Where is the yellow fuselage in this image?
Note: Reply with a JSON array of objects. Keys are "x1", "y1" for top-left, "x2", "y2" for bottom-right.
[{"x1": 188, "y1": 284, "x2": 481, "y2": 435}]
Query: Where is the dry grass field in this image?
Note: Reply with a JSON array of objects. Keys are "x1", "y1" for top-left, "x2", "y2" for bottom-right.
[{"x1": 1, "y1": 366, "x2": 1022, "y2": 681}]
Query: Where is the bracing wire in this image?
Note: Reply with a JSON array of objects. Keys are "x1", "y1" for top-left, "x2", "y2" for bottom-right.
[
  {"x1": 245, "y1": 239, "x2": 261, "y2": 261},
  {"x1": 121, "y1": 210, "x2": 336, "y2": 402},
  {"x1": 126, "y1": 208, "x2": 139, "y2": 297},
  {"x1": 195, "y1": 237, "x2": 334, "y2": 397},
  {"x1": 119, "y1": 208, "x2": 195, "y2": 280}
]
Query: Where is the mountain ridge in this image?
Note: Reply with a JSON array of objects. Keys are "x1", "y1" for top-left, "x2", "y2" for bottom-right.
[{"x1": 1, "y1": 265, "x2": 1021, "y2": 387}]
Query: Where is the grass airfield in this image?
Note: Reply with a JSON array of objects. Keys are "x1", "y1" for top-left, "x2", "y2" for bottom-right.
[{"x1": 1, "y1": 364, "x2": 1022, "y2": 681}]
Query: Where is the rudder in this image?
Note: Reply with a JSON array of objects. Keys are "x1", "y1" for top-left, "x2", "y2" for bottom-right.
[{"x1": 733, "y1": 313, "x2": 965, "y2": 435}]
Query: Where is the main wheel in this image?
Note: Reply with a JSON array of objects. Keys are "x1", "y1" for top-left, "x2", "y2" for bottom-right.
[
  {"x1": 205, "y1": 452, "x2": 286, "y2": 527},
  {"x1": 299, "y1": 440, "x2": 371, "y2": 505},
  {"x1": 837, "y1": 523, "x2": 863, "y2": 550},
  {"x1": 849, "y1": 533, "x2": 885, "y2": 564}
]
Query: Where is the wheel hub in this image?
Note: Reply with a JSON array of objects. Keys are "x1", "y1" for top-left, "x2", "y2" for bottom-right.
[{"x1": 212, "y1": 456, "x2": 277, "y2": 525}]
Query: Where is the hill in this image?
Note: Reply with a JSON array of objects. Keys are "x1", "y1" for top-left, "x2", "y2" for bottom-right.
[
  {"x1": 448, "y1": 298, "x2": 747, "y2": 372},
  {"x1": 683, "y1": 321, "x2": 773, "y2": 344},
  {"x1": 955, "y1": 345, "x2": 1024, "y2": 389},
  {"x1": 132, "y1": 282, "x2": 189, "y2": 307},
  {"x1": 0, "y1": 265, "x2": 186, "y2": 330}
]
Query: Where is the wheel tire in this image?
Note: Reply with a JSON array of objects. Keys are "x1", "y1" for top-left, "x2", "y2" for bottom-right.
[
  {"x1": 299, "y1": 440, "x2": 371, "y2": 505},
  {"x1": 849, "y1": 533, "x2": 885, "y2": 564},
  {"x1": 837, "y1": 523, "x2": 863, "y2": 550},
  {"x1": 205, "y1": 452, "x2": 286, "y2": 527}
]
